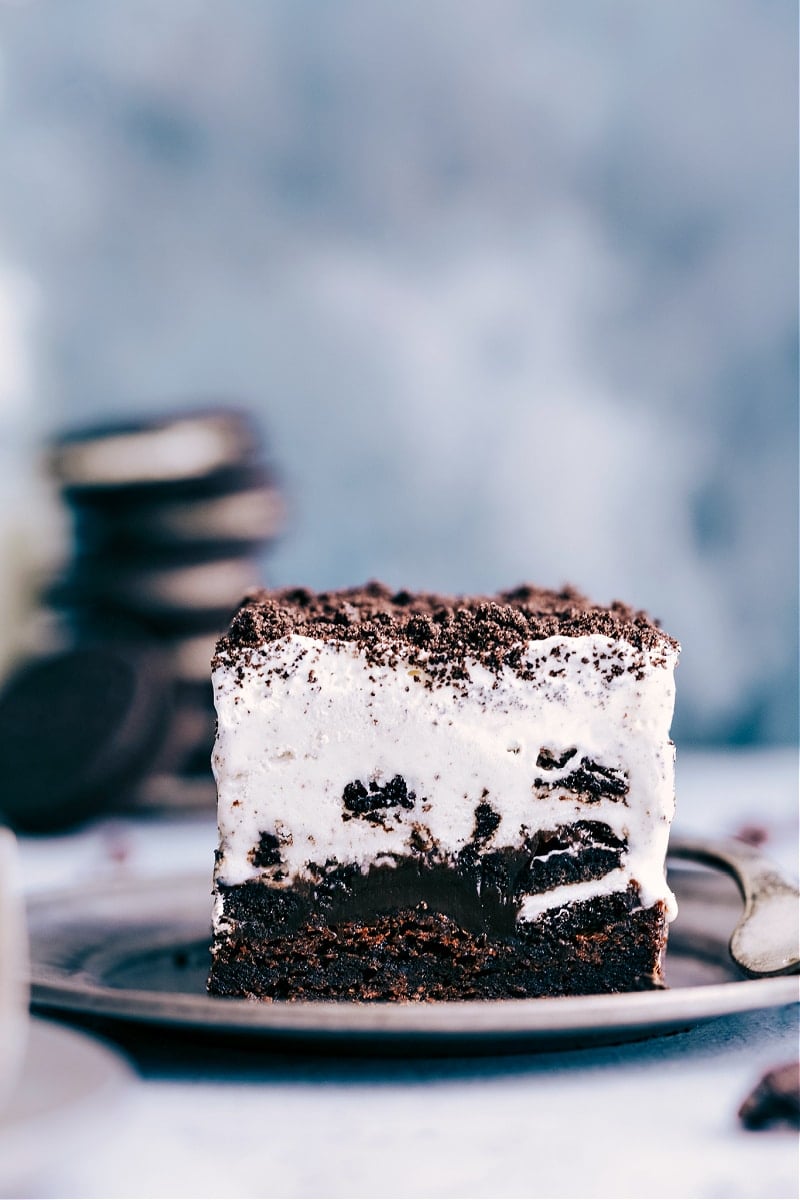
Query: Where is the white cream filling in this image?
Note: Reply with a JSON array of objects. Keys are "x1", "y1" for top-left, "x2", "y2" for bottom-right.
[
  {"x1": 149, "y1": 487, "x2": 284, "y2": 540},
  {"x1": 171, "y1": 632, "x2": 221, "y2": 681},
  {"x1": 213, "y1": 632, "x2": 678, "y2": 921},
  {"x1": 53, "y1": 418, "x2": 245, "y2": 485},
  {"x1": 125, "y1": 558, "x2": 260, "y2": 608}
]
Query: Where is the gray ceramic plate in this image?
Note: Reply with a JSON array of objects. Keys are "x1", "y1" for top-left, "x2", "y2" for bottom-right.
[{"x1": 27, "y1": 849, "x2": 799, "y2": 1052}]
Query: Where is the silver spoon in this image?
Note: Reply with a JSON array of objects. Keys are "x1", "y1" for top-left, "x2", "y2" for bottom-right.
[{"x1": 670, "y1": 836, "x2": 800, "y2": 977}]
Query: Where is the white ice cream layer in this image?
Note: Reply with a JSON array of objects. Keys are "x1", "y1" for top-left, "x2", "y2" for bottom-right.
[{"x1": 213, "y1": 633, "x2": 678, "y2": 920}]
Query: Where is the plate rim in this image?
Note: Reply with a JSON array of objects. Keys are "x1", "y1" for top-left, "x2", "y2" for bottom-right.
[
  {"x1": 29, "y1": 973, "x2": 800, "y2": 1038},
  {"x1": 25, "y1": 863, "x2": 800, "y2": 1041}
]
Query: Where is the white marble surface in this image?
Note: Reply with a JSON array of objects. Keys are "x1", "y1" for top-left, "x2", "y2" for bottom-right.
[{"x1": 6, "y1": 749, "x2": 800, "y2": 1199}]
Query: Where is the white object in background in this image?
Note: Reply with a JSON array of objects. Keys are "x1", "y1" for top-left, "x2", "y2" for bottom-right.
[
  {"x1": 0, "y1": 1020, "x2": 131, "y2": 1197},
  {"x1": 0, "y1": 265, "x2": 66, "y2": 682},
  {"x1": 0, "y1": 827, "x2": 29, "y2": 1113}
]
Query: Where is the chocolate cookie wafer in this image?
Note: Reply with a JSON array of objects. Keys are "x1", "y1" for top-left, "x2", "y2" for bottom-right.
[
  {"x1": 0, "y1": 645, "x2": 171, "y2": 832},
  {"x1": 49, "y1": 553, "x2": 262, "y2": 634},
  {"x1": 69, "y1": 462, "x2": 284, "y2": 558}
]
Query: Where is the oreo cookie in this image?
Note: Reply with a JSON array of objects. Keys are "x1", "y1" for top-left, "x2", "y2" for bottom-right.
[
  {"x1": 49, "y1": 555, "x2": 261, "y2": 632},
  {"x1": 0, "y1": 646, "x2": 171, "y2": 832},
  {"x1": 71, "y1": 476, "x2": 284, "y2": 559},
  {"x1": 50, "y1": 409, "x2": 261, "y2": 498}
]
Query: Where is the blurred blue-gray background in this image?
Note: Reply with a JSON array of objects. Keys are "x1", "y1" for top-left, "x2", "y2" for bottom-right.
[{"x1": 0, "y1": 0, "x2": 796, "y2": 747}]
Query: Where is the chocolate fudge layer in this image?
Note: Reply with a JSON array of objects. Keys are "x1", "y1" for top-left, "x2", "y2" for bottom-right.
[{"x1": 209, "y1": 583, "x2": 679, "y2": 1000}]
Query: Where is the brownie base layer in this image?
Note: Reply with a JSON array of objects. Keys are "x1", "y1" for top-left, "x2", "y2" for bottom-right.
[{"x1": 208, "y1": 884, "x2": 667, "y2": 1001}]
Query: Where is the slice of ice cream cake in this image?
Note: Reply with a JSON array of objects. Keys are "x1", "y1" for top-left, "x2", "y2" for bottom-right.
[{"x1": 208, "y1": 583, "x2": 679, "y2": 1001}]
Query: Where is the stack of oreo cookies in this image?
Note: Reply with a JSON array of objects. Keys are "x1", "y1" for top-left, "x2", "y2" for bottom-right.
[{"x1": 38, "y1": 408, "x2": 284, "y2": 822}]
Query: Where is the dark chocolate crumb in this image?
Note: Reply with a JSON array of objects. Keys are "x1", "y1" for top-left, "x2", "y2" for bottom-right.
[
  {"x1": 739, "y1": 1062, "x2": 800, "y2": 1131},
  {"x1": 734, "y1": 824, "x2": 770, "y2": 848}
]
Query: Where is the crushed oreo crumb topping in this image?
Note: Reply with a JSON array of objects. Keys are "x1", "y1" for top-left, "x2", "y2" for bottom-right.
[{"x1": 214, "y1": 581, "x2": 677, "y2": 686}]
